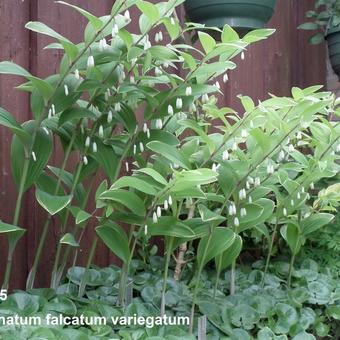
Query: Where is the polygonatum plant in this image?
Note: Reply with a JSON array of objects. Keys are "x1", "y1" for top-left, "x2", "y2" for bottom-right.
[{"x1": 0, "y1": 0, "x2": 339, "y2": 335}]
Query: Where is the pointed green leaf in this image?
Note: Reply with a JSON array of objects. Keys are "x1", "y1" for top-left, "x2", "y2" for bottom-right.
[
  {"x1": 197, "y1": 228, "x2": 235, "y2": 268},
  {"x1": 11, "y1": 121, "x2": 53, "y2": 192},
  {"x1": 147, "y1": 216, "x2": 195, "y2": 238},
  {"x1": 60, "y1": 233, "x2": 79, "y2": 247},
  {"x1": 99, "y1": 189, "x2": 146, "y2": 216},
  {"x1": 96, "y1": 222, "x2": 130, "y2": 263},
  {"x1": 36, "y1": 189, "x2": 72, "y2": 215},
  {"x1": 111, "y1": 176, "x2": 157, "y2": 195},
  {"x1": 215, "y1": 235, "x2": 242, "y2": 271}
]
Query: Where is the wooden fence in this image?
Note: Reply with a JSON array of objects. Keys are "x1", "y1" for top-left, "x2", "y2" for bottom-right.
[{"x1": 0, "y1": 0, "x2": 326, "y2": 289}]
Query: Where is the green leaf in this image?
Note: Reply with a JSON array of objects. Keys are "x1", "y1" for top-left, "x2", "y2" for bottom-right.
[
  {"x1": 309, "y1": 32, "x2": 324, "y2": 44},
  {"x1": 147, "y1": 217, "x2": 195, "y2": 238},
  {"x1": 111, "y1": 176, "x2": 157, "y2": 195},
  {"x1": 280, "y1": 223, "x2": 301, "y2": 255},
  {"x1": 0, "y1": 107, "x2": 30, "y2": 143},
  {"x1": 242, "y1": 28, "x2": 276, "y2": 43},
  {"x1": 198, "y1": 204, "x2": 226, "y2": 226},
  {"x1": 58, "y1": 107, "x2": 96, "y2": 126},
  {"x1": 137, "y1": 1, "x2": 160, "y2": 24},
  {"x1": 238, "y1": 95, "x2": 255, "y2": 112},
  {"x1": 60, "y1": 233, "x2": 79, "y2": 247},
  {"x1": 0, "y1": 221, "x2": 26, "y2": 250},
  {"x1": 75, "y1": 210, "x2": 92, "y2": 225},
  {"x1": 198, "y1": 31, "x2": 216, "y2": 54},
  {"x1": 301, "y1": 213, "x2": 334, "y2": 235},
  {"x1": 172, "y1": 169, "x2": 218, "y2": 191},
  {"x1": 99, "y1": 189, "x2": 146, "y2": 216},
  {"x1": 36, "y1": 189, "x2": 72, "y2": 215},
  {"x1": 147, "y1": 141, "x2": 191, "y2": 169},
  {"x1": 136, "y1": 168, "x2": 167, "y2": 185},
  {"x1": 0, "y1": 61, "x2": 31, "y2": 77},
  {"x1": 90, "y1": 142, "x2": 118, "y2": 183},
  {"x1": 215, "y1": 234, "x2": 242, "y2": 271},
  {"x1": 57, "y1": 1, "x2": 103, "y2": 30},
  {"x1": 197, "y1": 228, "x2": 235, "y2": 268},
  {"x1": 96, "y1": 222, "x2": 130, "y2": 263},
  {"x1": 221, "y1": 24, "x2": 239, "y2": 42},
  {"x1": 11, "y1": 121, "x2": 53, "y2": 192},
  {"x1": 298, "y1": 22, "x2": 319, "y2": 30},
  {"x1": 25, "y1": 21, "x2": 72, "y2": 44}
]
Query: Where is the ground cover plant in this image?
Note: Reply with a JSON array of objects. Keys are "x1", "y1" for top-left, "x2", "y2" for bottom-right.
[{"x1": 0, "y1": 0, "x2": 339, "y2": 338}]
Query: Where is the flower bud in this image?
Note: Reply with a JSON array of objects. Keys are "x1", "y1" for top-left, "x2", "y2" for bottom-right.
[
  {"x1": 32, "y1": 151, "x2": 37, "y2": 162},
  {"x1": 107, "y1": 110, "x2": 113, "y2": 123},
  {"x1": 143, "y1": 123, "x2": 148, "y2": 133},
  {"x1": 157, "y1": 206, "x2": 162, "y2": 218},
  {"x1": 185, "y1": 86, "x2": 192, "y2": 96},
  {"x1": 83, "y1": 156, "x2": 88, "y2": 165},
  {"x1": 124, "y1": 10, "x2": 130, "y2": 21},
  {"x1": 125, "y1": 162, "x2": 129, "y2": 172},
  {"x1": 155, "y1": 118, "x2": 163, "y2": 129},
  {"x1": 241, "y1": 208, "x2": 247, "y2": 217},
  {"x1": 112, "y1": 24, "x2": 119, "y2": 37},
  {"x1": 222, "y1": 150, "x2": 229, "y2": 161},
  {"x1": 133, "y1": 144, "x2": 137, "y2": 155},
  {"x1": 168, "y1": 104, "x2": 174, "y2": 116},
  {"x1": 85, "y1": 136, "x2": 91, "y2": 148},
  {"x1": 139, "y1": 142, "x2": 144, "y2": 153},
  {"x1": 98, "y1": 125, "x2": 104, "y2": 138},
  {"x1": 168, "y1": 195, "x2": 173, "y2": 206},
  {"x1": 92, "y1": 142, "x2": 97, "y2": 153},
  {"x1": 202, "y1": 94, "x2": 209, "y2": 104},
  {"x1": 223, "y1": 73, "x2": 228, "y2": 83},
  {"x1": 176, "y1": 98, "x2": 183, "y2": 109},
  {"x1": 241, "y1": 51, "x2": 245, "y2": 60},
  {"x1": 283, "y1": 208, "x2": 287, "y2": 216},
  {"x1": 114, "y1": 102, "x2": 121, "y2": 112},
  {"x1": 144, "y1": 225, "x2": 148, "y2": 235},
  {"x1": 153, "y1": 212, "x2": 158, "y2": 223},
  {"x1": 74, "y1": 69, "x2": 80, "y2": 80},
  {"x1": 87, "y1": 55, "x2": 95, "y2": 68},
  {"x1": 234, "y1": 217, "x2": 240, "y2": 227},
  {"x1": 164, "y1": 200, "x2": 168, "y2": 210}
]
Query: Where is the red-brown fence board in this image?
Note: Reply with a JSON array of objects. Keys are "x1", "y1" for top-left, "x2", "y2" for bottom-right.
[{"x1": 0, "y1": 0, "x2": 326, "y2": 289}]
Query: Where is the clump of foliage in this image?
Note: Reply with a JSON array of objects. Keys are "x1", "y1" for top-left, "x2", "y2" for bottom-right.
[
  {"x1": 299, "y1": 0, "x2": 340, "y2": 43},
  {"x1": 0, "y1": 0, "x2": 339, "y2": 338}
]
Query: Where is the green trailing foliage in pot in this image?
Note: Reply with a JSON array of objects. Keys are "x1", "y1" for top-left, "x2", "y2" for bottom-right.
[
  {"x1": 299, "y1": 0, "x2": 340, "y2": 80},
  {"x1": 184, "y1": 0, "x2": 277, "y2": 36}
]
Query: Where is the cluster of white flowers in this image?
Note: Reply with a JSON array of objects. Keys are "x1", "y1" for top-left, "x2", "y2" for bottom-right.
[
  {"x1": 155, "y1": 31, "x2": 163, "y2": 43},
  {"x1": 99, "y1": 38, "x2": 109, "y2": 51},
  {"x1": 153, "y1": 196, "x2": 172, "y2": 223},
  {"x1": 239, "y1": 188, "x2": 246, "y2": 200},
  {"x1": 185, "y1": 86, "x2": 192, "y2": 96},
  {"x1": 266, "y1": 163, "x2": 275, "y2": 175},
  {"x1": 228, "y1": 202, "x2": 237, "y2": 216}
]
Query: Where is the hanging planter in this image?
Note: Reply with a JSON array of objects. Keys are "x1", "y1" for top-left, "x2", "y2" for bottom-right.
[
  {"x1": 326, "y1": 26, "x2": 340, "y2": 80},
  {"x1": 184, "y1": 0, "x2": 277, "y2": 36},
  {"x1": 299, "y1": 1, "x2": 340, "y2": 80}
]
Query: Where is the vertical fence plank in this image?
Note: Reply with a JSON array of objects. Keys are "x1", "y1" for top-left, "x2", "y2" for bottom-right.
[{"x1": 0, "y1": 0, "x2": 31, "y2": 290}]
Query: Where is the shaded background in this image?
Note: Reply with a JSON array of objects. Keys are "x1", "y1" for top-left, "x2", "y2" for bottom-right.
[{"x1": 0, "y1": 0, "x2": 328, "y2": 289}]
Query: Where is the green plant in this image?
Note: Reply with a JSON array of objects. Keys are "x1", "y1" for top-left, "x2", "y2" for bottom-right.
[
  {"x1": 299, "y1": 0, "x2": 340, "y2": 43},
  {"x1": 0, "y1": 0, "x2": 339, "y2": 337}
]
